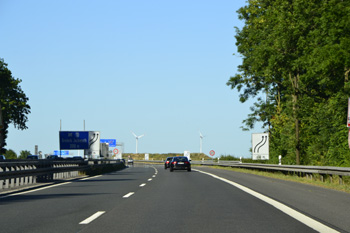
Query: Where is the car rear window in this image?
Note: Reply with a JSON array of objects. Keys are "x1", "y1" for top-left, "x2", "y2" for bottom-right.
[{"x1": 174, "y1": 157, "x2": 188, "y2": 162}]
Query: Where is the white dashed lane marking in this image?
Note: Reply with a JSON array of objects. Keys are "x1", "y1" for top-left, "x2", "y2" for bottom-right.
[
  {"x1": 79, "y1": 211, "x2": 105, "y2": 224},
  {"x1": 123, "y1": 192, "x2": 135, "y2": 198}
]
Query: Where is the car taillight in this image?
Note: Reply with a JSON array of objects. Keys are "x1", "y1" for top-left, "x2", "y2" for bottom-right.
[
  {"x1": 184, "y1": 161, "x2": 189, "y2": 164},
  {"x1": 166, "y1": 161, "x2": 169, "y2": 164},
  {"x1": 172, "y1": 161, "x2": 177, "y2": 165}
]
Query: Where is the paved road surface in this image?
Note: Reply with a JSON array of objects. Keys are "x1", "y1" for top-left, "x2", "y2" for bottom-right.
[{"x1": 0, "y1": 164, "x2": 348, "y2": 233}]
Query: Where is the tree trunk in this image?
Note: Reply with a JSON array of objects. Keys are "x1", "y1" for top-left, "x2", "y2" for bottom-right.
[
  {"x1": 290, "y1": 72, "x2": 300, "y2": 165},
  {"x1": 0, "y1": 103, "x2": 3, "y2": 152}
]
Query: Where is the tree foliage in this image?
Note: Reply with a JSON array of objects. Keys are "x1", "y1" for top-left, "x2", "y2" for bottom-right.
[
  {"x1": 5, "y1": 149, "x2": 17, "y2": 159},
  {"x1": 18, "y1": 150, "x2": 32, "y2": 159},
  {"x1": 228, "y1": 0, "x2": 350, "y2": 166},
  {"x1": 0, "y1": 58, "x2": 31, "y2": 153}
]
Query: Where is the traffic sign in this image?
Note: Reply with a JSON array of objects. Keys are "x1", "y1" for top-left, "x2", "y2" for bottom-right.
[
  {"x1": 59, "y1": 131, "x2": 89, "y2": 150},
  {"x1": 209, "y1": 150, "x2": 215, "y2": 156},
  {"x1": 113, "y1": 148, "x2": 119, "y2": 155},
  {"x1": 252, "y1": 133, "x2": 269, "y2": 160},
  {"x1": 54, "y1": 150, "x2": 69, "y2": 156},
  {"x1": 100, "y1": 139, "x2": 117, "y2": 147}
]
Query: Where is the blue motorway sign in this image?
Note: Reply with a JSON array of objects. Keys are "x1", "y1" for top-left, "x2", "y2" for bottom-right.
[
  {"x1": 54, "y1": 150, "x2": 69, "y2": 156},
  {"x1": 59, "y1": 131, "x2": 89, "y2": 150},
  {"x1": 100, "y1": 139, "x2": 116, "y2": 147}
]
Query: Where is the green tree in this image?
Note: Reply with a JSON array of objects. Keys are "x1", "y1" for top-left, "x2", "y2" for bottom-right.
[
  {"x1": 18, "y1": 150, "x2": 32, "y2": 159},
  {"x1": 0, "y1": 58, "x2": 31, "y2": 153},
  {"x1": 5, "y1": 149, "x2": 17, "y2": 159},
  {"x1": 228, "y1": 0, "x2": 350, "y2": 165}
]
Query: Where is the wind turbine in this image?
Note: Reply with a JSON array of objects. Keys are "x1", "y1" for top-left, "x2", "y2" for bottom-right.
[
  {"x1": 199, "y1": 131, "x2": 205, "y2": 153},
  {"x1": 131, "y1": 131, "x2": 145, "y2": 154}
]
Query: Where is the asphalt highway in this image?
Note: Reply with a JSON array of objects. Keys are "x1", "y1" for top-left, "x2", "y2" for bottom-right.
[{"x1": 0, "y1": 164, "x2": 348, "y2": 233}]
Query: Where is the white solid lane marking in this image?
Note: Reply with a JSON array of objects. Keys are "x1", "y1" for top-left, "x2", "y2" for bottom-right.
[
  {"x1": 152, "y1": 166, "x2": 158, "y2": 175},
  {"x1": 0, "y1": 182, "x2": 72, "y2": 199},
  {"x1": 140, "y1": 183, "x2": 146, "y2": 187},
  {"x1": 80, "y1": 175, "x2": 102, "y2": 181},
  {"x1": 0, "y1": 174, "x2": 104, "y2": 199},
  {"x1": 194, "y1": 169, "x2": 339, "y2": 233},
  {"x1": 123, "y1": 192, "x2": 135, "y2": 198},
  {"x1": 79, "y1": 211, "x2": 105, "y2": 224}
]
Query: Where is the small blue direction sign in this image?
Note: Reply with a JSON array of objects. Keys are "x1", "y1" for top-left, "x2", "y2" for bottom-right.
[
  {"x1": 100, "y1": 139, "x2": 116, "y2": 147},
  {"x1": 59, "y1": 131, "x2": 89, "y2": 150},
  {"x1": 54, "y1": 150, "x2": 69, "y2": 156}
]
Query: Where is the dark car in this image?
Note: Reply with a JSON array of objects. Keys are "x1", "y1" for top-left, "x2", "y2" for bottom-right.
[
  {"x1": 46, "y1": 155, "x2": 64, "y2": 160},
  {"x1": 164, "y1": 157, "x2": 173, "y2": 169},
  {"x1": 27, "y1": 155, "x2": 39, "y2": 159},
  {"x1": 170, "y1": 156, "x2": 191, "y2": 172},
  {"x1": 0, "y1": 155, "x2": 5, "y2": 160}
]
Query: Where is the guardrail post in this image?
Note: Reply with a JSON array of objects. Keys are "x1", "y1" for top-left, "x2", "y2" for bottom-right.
[
  {"x1": 339, "y1": 175, "x2": 343, "y2": 185},
  {"x1": 4, "y1": 167, "x2": 9, "y2": 189},
  {"x1": 28, "y1": 165, "x2": 33, "y2": 185},
  {"x1": 20, "y1": 165, "x2": 24, "y2": 186},
  {"x1": 10, "y1": 166, "x2": 15, "y2": 188},
  {"x1": 320, "y1": 174, "x2": 324, "y2": 182},
  {"x1": 24, "y1": 165, "x2": 28, "y2": 185},
  {"x1": 15, "y1": 166, "x2": 20, "y2": 187},
  {"x1": 0, "y1": 167, "x2": 3, "y2": 190},
  {"x1": 329, "y1": 174, "x2": 333, "y2": 183}
]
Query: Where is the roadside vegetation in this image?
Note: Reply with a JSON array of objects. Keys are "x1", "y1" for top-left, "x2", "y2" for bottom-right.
[
  {"x1": 123, "y1": 153, "x2": 212, "y2": 161},
  {"x1": 211, "y1": 165, "x2": 350, "y2": 194},
  {"x1": 0, "y1": 59, "x2": 30, "y2": 154},
  {"x1": 228, "y1": 0, "x2": 350, "y2": 166}
]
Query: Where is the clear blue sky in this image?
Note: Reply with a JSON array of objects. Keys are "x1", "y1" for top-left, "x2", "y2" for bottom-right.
[{"x1": 1, "y1": 0, "x2": 264, "y2": 158}]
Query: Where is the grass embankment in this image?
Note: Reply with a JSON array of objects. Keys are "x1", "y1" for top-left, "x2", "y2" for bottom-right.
[
  {"x1": 123, "y1": 153, "x2": 212, "y2": 161},
  {"x1": 210, "y1": 165, "x2": 350, "y2": 193}
]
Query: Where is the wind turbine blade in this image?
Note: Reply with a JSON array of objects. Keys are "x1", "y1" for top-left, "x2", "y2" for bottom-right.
[
  {"x1": 138, "y1": 134, "x2": 145, "y2": 138},
  {"x1": 200, "y1": 131, "x2": 204, "y2": 138},
  {"x1": 131, "y1": 131, "x2": 137, "y2": 137}
]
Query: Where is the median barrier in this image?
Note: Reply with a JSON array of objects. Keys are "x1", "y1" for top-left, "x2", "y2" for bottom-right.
[{"x1": 0, "y1": 159, "x2": 125, "y2": 192}]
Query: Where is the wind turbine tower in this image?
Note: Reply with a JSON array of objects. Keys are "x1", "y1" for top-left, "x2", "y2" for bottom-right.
[
  {"x1": 131, "y1": 131, "x2": 145, "y2": 154},
  {"x1": 199, "y1": 131, "x2": 205, "y2": 153}
]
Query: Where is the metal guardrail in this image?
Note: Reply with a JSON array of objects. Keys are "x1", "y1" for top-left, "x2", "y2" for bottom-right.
[
  {"x1": 0, "y1": 159, "x2": 125, "y2": 191},
  {"x1": 135, "y1": 160, "x2": 350, "y2": 184}
]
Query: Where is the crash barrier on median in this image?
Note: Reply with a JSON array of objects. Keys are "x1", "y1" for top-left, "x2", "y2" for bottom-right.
[
  {"x1": 135, "y1": 160, "x2": 350, "y2": 185},
  {"x1": 0, "y1": 159, "x2": 125, "y2": 191}
]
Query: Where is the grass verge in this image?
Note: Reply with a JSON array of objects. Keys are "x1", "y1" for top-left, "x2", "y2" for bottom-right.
[{"x1": 205, "y1": 165, "x2": 350, "y2": 194}]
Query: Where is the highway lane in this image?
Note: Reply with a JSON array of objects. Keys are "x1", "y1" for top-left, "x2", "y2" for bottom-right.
[
  {"x1": 0, "y1": 164, "x2": 347, "y2": 232},
  {"x1": 196, "y1": 166, "x2": 350, "y2": 232},
  {"x1": 80, "y1": 165, "x2": 331, "y2": 233},
  {"x1": 0, "y1": 165, "x2": 156, "y2": 233}
]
